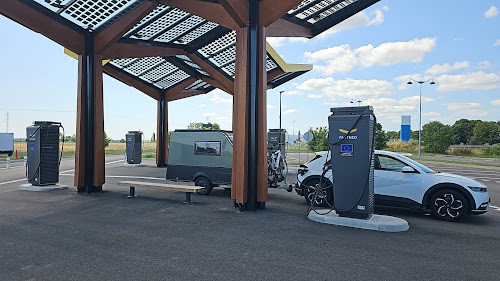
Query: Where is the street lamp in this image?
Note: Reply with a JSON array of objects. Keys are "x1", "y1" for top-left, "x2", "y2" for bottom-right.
[
  {"x1": 407, "y1": 78, "x2": 436, "y2": 158},
  {"x1": 350, "y1": 100, "x2": 362, "y2": 106}
]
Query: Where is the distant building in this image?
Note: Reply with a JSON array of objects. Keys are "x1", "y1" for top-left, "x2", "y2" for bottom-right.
[{"x1": 401, "y1": 115, "x2": 411, "y2": 142}]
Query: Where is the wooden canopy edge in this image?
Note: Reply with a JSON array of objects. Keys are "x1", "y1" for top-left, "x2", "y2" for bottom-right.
[{"x1": 0, "y1": 0, "x2": 85, "y2": 54}]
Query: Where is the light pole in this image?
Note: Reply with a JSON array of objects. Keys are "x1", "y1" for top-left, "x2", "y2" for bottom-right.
[
  {"x1": 407, "y1": 78, "x2": 436, "y2": 158},
  {"x1": 350, "y1": 100, "x2": 362, "y2": 106}
]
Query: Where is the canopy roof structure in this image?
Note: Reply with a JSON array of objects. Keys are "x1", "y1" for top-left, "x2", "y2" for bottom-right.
[
  {"x1": 1, "y1": 0, "x2": 379, "y2": 101},
  {"x1": 1, "y1": 0, "x2": 381, "y2": 209}
]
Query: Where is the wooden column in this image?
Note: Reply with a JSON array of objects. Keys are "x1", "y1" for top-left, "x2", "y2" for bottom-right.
[
  {"x1": 156, "y1": 93, "x2": 169, "y2": 167},
  {"x1": 231, "y1": 0, "x2": 268, "y2": 210},
  {"x1": 75, "y1": 33, "x2": 105, "y2": 192}
]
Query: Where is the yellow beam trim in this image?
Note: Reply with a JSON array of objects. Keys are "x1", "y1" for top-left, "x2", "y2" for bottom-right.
[
  {"x1": 266, "y1": 42, "x2": 312, "y2": 73},
  {"x1": 64, "y1": 48, "x2": 110, "y2": 66}
]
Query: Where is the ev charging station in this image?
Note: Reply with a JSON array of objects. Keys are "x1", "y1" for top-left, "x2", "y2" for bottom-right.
[
  {"x1": 308, "y1": 106, "x2": 408, "y2": 232},
  {"x1": 328, "y1": 106, "x2": 375, "y2": 219}
]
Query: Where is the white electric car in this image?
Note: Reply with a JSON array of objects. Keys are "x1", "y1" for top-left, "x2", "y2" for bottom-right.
[{"x1": 295, "y1": 150, "x2": 490, "y2": 221}]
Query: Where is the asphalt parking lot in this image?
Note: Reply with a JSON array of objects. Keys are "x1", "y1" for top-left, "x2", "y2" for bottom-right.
[{"x1": 1, "y1": 155, "x2": 499, "y2": 280}]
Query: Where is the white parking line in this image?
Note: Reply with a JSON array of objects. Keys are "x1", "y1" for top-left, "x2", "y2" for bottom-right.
[{"x1": 490, "y1": 205, "x2": 500, "y2": 212}]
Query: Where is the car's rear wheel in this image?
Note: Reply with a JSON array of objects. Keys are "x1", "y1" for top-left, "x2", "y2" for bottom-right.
[
  {"x1": 430, "y1": 189, "x2": 468, "y2": 221},
  {"x1": 302, "y1": 177, "x2": 333, "y2": 207},
  {"x1": 195, "y1": 176, "x2": 213, "y2": 195}
]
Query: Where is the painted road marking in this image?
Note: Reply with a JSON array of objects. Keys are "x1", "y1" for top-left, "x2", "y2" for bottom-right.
[
  {"x1": 59, "y1": 174, "x2": 165, "y2": 181},
  {"x1": 490, "y1": 205, "x2": 500, "y2": 212}
]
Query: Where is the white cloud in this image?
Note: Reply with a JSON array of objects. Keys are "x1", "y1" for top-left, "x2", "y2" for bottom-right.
[
  {"x1": 307, "y1": 94, "x2": 323, "y2": 99},
  {"x1": 446, "y1": 102, "x2": 487, "y2": 117},
  {"x1": 436, "y1": 71, "x2": 500, "y2": 91},
  {"x1": 279, "y1": 90, "x2": 302, "y2": 96},
  {"x1": 318, "y1": 8, "x2": 386, "y2": 39},
  {"x1": 199, "y1": 104, "x2": 207, "y2": 108},
  {"x1": 296, "y1": 77, "x2": 393, "y2": 99},
  {"x1": 424, "y1": 112, "x2": 441, "y2": 117},
  {"x1": 362, "y1": 98, "x2": 416, "y2": 118},
  {"x1": 267, "y1": 104, "x2": 274, "y2": 109},
  {"x1": 210, "y1": 93, "x2": 232, "y2": 104},
  {"x1": 494, "y1": 39, "x2": 500, "y2": 47},
  {"x1": 484, "y1": 6, "x2": 499, "y2": 18},
  {"x1": 267, "y1": 37, "x2": 286, "y2": 47},
  {"x1": 399, "y1": 96, "x2": 435, "y2": 106},
  {"x1": 425, "y1": 61, "x2": 469, "y2": 75},
  {"x1": 478, "y1": 61, "x2": 491, "y2": 69},
  {"x1": 491, "y1": 99, "x2": 500, "y2": 106},
  {"x1": 305, "y1": 38, "x2": 436, "y2": 75},
  {"x1": 202, "y1": 112, "x2": 218, "y2": 117},
  {"x1": 284, "y1": 109, "x2": 298, "y2": 114}
]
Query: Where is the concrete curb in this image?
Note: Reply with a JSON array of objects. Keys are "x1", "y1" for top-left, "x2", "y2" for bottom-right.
[
  {"x1": 19, "y1": 184, "x2": 68, "y2": 192},
  {"x1": 308, "y1": 209, "x2": 409, "y2": 232},
  {"x1": 120, "y1": 163, "x2": 146, "y2": 167}
]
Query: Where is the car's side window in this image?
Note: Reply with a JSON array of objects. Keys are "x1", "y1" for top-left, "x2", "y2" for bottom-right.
[{"x1": 376, "y1": 155, "x2": 407, "y2": 172}]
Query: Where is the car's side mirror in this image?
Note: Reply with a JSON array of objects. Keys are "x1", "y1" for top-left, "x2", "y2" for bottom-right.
[{"x1": 401, "y1": 166, "x2": 416, "y2": 173}]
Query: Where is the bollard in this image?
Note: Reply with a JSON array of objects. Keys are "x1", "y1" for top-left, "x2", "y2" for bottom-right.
[
  {"x1": 24, "y1": 156, "x2": 27, "y2": 167},
  {"x1": 15, "y1": 150, "x2": 18, "y2": 159},
  {"x1": 6, "y1": 157, "x2": 10, "y2": 169}
]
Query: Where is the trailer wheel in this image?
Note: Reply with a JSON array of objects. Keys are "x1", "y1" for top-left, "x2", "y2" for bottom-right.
[{"x1": 195, "y1": 176, "x2": 213, "y2": 195}]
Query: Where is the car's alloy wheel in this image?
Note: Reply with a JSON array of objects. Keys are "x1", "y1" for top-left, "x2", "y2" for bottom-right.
[{"x1": 430, "y1": 190, "x2": 468, "y2": 221}]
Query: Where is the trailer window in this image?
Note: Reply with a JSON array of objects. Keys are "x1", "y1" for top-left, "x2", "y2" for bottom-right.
[{"x1": 194, "y1": 141, "x2": 221, "y2": 156}]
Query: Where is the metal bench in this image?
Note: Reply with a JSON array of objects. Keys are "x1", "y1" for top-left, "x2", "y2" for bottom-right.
[{"x1": 116, "y1": 181, "x2": 204, "y2": 204}]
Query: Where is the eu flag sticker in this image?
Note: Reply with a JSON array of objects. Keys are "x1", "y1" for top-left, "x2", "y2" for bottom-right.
[{"x1": 340, "y1": 144, "x2": 353, "y2": 156}]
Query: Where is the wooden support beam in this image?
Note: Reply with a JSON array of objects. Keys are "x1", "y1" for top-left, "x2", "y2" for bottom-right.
[
  {"x1": 156, "y1": 95, "x2": 168, "y2": 166},
  {"x1": 160, "y1": 0, "x2": 239, "y2": 30},
  {"x1": 259, "y1": 0, "x2": 302, "y2": 27},
  {"x1": 187, "y1": 53, "x2": 234, "y2": 94},
  {"x1": 267, "y1": 18, "x2": 313, "y2": 38},
  {"x1": 168, "y1": 90, "x2": 206, "y2": 102},
  {"x1": 0, "y1": 0, "x2": 84, "y2": 54},
  {"x1": 256, "y1": 25, "x2": 268, "y2": 204},
  {"x1": 165, "y1": 77, "x2": 198, "y2": 99},
  {"x1": 201, "y1": 77, "x2": 233, "y2": 95},
  {"x1": 219, "y1": 0, "x2": 249, "y2": 28},
  {"x1": 74, "y1": 53, "x2": 105, "y2": 188},
  {"x1": 103, "y1": 65, "x2": 161, "y2": 100},
  {"x1": 94, "y1": 0, "x2": 159, "y2": 54},
  {"x1": 267, "y1": 69, "x2": 284, "y2": 82},
  {"x1": 231, "y1": 27, "x2": 249, "y2": 204},
  {"x1": 102, "y1": 42, "x2": 187, "y2": 59}
]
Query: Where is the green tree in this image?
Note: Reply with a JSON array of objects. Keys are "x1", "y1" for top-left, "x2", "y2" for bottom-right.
[
  {"x1": 472, "y1": 121, "x2": 500, "y2": 144},
  {"x1": 307, "y1": 127, "x2": 329, "y2": 152},
  {"x1": 411, "y1": 130, "x2": 419, "y2": 141},
  {"x1": 386, "y1": 130, "x2": 400, "y2": 141},
  {"x1": 421, "y1": 121, "x2": 453, "y2": 153},
  {"x1": 452, "y1": 119, "x2": 481, "y2": 144},
  {"x1": 374, "y1": 123, "x2": 389, "y2": 150},
  {"x1": 187, "y1": 122, "x2": 221, "y2": 130},
  {"x1": 104, "y1": 132, "x2": 111, "y2": 147},
  {"x1": 151, "y1": 132, "x2": 156, "y2": 142}
]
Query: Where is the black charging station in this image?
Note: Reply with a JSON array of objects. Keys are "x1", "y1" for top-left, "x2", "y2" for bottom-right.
[{"x1": 328, "y1": 106, "x2": 375, "y2": 219}]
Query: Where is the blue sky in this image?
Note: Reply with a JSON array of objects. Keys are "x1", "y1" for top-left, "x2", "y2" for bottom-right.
[{"x1": 1, "y1": 0, "x2": 499, "y2": 140}]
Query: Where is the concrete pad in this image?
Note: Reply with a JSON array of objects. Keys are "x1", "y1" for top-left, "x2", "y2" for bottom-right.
[
  {"x1": 19, "y1": 183, "x2": 68, "y2": 192},
  {"x1": 308, "y1": 209, "x2": 409, "y2": 232},
  {"x1": 120, "y1": 163, "x2": 146, "y2": 167}
]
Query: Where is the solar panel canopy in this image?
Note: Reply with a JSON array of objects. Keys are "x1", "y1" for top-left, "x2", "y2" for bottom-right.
[{"x1": 2, "y1": 0, "x2": 379, "y2": 100}]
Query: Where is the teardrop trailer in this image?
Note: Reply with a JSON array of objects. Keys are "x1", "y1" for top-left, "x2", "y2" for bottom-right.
[
  {"x1": 165, "y1": 129, "x2": 290, "y2": 195},
  {"x1": 166, "y1": 130, "x2": 233, "y2": 195}
]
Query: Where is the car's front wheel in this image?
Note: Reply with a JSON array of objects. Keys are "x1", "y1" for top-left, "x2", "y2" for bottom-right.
[
  {"x1": 302, "y1": 177, "x2": 333, "y2": 207},
  {"x1": 430, "y1": 189, "x2": 469, "y2": 221}
]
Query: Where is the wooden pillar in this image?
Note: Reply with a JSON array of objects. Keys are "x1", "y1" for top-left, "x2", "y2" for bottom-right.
[
  {"x1": 232, "y1": 0, "x2": 268, "y2": 210},
  {"x1": 156, "y1": 93, "x2": 169, "y2": 167},
  {"x1": 75, "y1": 32, "x2": 105, "y2": 192}
]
